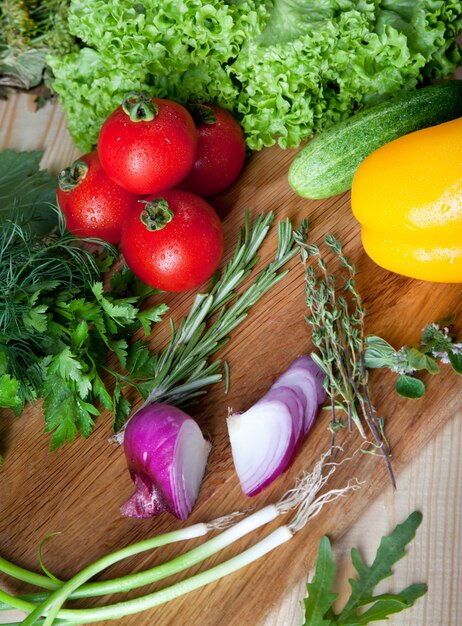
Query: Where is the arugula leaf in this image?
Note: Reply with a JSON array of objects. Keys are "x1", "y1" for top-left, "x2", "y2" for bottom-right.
[
  {"x1": 0, "y1": 150, "x2": 57, "y2": 235},
  {"x1": 339, "y1": 511, "x2": 424, "y2": 623},
  {"x1": 302, "y1": 512, "x2": 426, "y2": 626},
  {"x1": 347, "y1": 585, "x2": 427, "y2": 625},
  {"x1": 303, "y1": 537, "x2": 337, "y2": 626}
]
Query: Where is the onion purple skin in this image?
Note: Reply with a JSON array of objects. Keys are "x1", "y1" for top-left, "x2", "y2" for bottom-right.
[{"x1": 121, "y1": 403, "x2": 211, "y2": 521}]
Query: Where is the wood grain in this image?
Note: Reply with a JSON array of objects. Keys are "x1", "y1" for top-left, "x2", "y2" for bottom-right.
[
  {"x1": 1, "y1": 95, "x2": 462, "y2": 626},
  {"x1": 334, "y1": 411, "x2": 462, "y2": 626}
]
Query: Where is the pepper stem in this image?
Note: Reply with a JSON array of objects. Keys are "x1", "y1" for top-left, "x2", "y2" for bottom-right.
[
  {"x1": 122, "y1": 92, "x2": 158, "y2": 122},
  {"x1": 58, "y1": 160, "x2": 89, "y2": 192},
  {"x1": 140, "y1": 199, "x2": 174, "y2": 231}
]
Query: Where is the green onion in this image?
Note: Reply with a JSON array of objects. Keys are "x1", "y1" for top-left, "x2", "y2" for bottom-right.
[{"x1": 1, "y1": 457, "x2": 359, "y2": 625}]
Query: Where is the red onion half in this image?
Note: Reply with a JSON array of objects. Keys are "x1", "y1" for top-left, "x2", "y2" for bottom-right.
[
  {"x1": 121, "y1": 403, "x2": 211, "y2": 520},
  {"x1": 227, "y1": 355, "x2": 325, "y2": 497}
]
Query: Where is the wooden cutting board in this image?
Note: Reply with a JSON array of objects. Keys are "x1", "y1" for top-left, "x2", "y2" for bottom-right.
[{"x1": 1, "y1": 95, "x2": 462, "y2": 626}]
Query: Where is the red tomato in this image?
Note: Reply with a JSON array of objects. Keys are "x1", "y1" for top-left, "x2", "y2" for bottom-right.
[
  {"x1": 177, "y1": 103, "x2": 246, "y2": 196},
  {"x1": 121, "y1": 190, "x2": 224, "y2": 292},
  {"x1": 56, "y1": 151, "x2": 144, "y2": 244},
  {"x1": 98, "y1": 92, "x2": 197, "y2": 195}
]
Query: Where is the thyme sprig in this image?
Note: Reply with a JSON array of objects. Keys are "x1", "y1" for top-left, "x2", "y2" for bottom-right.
[{"x1": 294, "y1": 220, "x2": 395, "y2": 487}]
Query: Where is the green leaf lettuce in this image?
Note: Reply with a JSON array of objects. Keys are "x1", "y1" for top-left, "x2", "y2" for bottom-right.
[{"x1": 49, "y1": 0, "x2": 462, "y2": 152}]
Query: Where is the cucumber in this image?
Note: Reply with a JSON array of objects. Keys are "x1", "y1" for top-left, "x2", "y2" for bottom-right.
[{"x1": 288, "y1": 81, "x2": 462, "y2": 199}]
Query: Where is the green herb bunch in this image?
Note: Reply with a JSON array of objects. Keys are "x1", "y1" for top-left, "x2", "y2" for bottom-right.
[
  {"x1": 303, "y1": 511, "x2": 427, "y2": 625},
  {"x1": 294, "y1": 221, "x2": 395, "y2": 486},
  {"x1": 365, "y1": 317, "x2": 462, "y2": 399},
  {"x1": 0, "y1": 212, "x2": 167, "y2": 450},
  {"x1": 0, "y1": 151, "x2": 300, "y2": 455}
]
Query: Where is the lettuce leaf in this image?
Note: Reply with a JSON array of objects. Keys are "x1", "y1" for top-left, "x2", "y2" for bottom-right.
[{"x1": 49, "y1": 0, "x2": 462, "y2": 152}]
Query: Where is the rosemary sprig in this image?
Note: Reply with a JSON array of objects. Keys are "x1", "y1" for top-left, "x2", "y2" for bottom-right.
[
  {"x1": 131, "y1": 211, "x2": 298, "y2": 418},
  {"x1": 294, "y1": 220, "x2": 395, "y2": 487}
]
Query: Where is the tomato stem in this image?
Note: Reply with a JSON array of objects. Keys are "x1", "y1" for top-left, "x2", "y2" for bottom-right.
[
  {"x1": 122, "y1": 92, "x2": 158, "y2": 122},
  {"x1": 58, "y1": 160, "x2": 88, "y2": 192},
  {"x1": 188, "y1": 103, "x2": 216, "y2": 125},
  {"x1": 140, "y1": 198, "x2": 174, "y2": 231}
]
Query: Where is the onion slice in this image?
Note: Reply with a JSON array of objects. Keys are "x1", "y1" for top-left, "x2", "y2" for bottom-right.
[
  {"x1": 227, "y1": 399, "x2": 295, "y2": 497},
  {"x1": 271, "y1": 367, "x2": 319, "y2": 434},
  {"x1": 228, "y1": 355, "x2": 325, "y2": 497},
  {"x1": 260, "y1": 385, "x2": 305, "y2": 450},
  {"x1": 288, "y1": 355, "x2": 327, "y2": 404},
  {"x1": 121, "y1": 403, "x2": 211, "y2": 520}
]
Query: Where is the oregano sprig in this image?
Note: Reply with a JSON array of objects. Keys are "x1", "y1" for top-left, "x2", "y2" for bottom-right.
[{"x1": 365, "y1": 317, "x2": 462, "y2": 399}]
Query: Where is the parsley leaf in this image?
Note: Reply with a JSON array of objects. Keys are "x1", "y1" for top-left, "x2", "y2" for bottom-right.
[
  {"x1": 137, "y1": 303, "x2": 169, "y2": 335},
  {"x1": 0, "y1": 374, "x2": 23, "y2": 415},
  {"x1": 43, "y1": 375, "x2": 99, "y2": 450},
  {"x1": 302, "y1": 512, "x2": 427, "y2": 626},
  {"x1": 91, "y1": 282, "x2": 139, "y2": 325},
  {"x1": 113, "y1": 383, "x2": 132, "y2": 433},
  {"x1": 92, "y1": 372, "x2": 113, "y2": 411}
]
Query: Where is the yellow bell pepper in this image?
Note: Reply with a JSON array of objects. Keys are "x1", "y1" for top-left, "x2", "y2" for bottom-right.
[{"x1": 351, "y1": 116, "x2": 462, "y2": 282}]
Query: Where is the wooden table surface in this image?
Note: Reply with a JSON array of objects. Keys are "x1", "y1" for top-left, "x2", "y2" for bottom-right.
[{"x1": 1, "y1": 93, "x2": 461, "y2": 626}]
